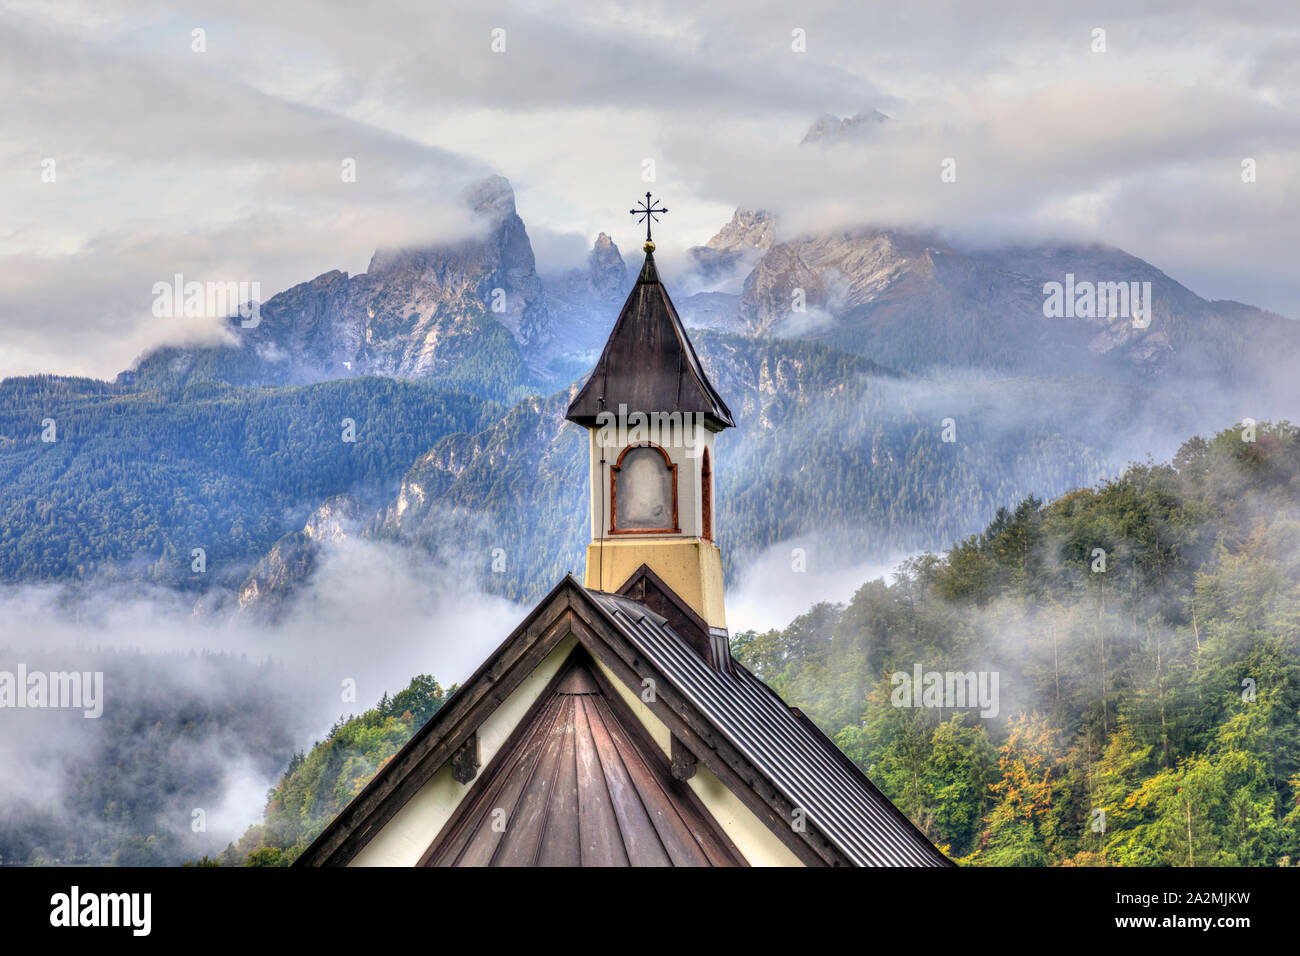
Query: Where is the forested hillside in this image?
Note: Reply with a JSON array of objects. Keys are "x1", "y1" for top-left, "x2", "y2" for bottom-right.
[
  {"x1": 733, "y1": 422, "x2": 1300, "y2": 865},
  {"x1": 1, "y1": 335, "x2": 1155, "y2": 615},
  {"x1": 377, "y1": 330, "x2": 1184, "y2": 604},
  {"x1": 0, "y1": 375, "x2": 498, "y2": 590},
  {"x1": 224, "y1": 675, "x2": 449, "y2": 866}
]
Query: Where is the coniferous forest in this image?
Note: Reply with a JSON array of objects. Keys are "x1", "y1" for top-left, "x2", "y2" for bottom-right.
[{"x1": 733, "y1": 422, "x2": 1300, "y2": 866}]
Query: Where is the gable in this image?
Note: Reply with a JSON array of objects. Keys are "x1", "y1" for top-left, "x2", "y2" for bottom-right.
[
  {"x1": 295, "y1": 575, "x2": 950, "y2": 867},
  {"x1": 419, "y1": 649, "x2": 743, "y2": 866},
  {"x1": 616, "y1": 562, "x2": 722, "y2": 667},
  {"x1": 345, "y1": 634, "x2": 582, "y2": 867}
]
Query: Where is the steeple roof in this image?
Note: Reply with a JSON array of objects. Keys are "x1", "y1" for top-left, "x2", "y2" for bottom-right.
[{"x1": 565, "y1": 248, "x2": 734, "y2": 431}]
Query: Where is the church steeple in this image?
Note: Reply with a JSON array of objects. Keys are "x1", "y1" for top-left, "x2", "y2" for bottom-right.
[
  {"x1": 565, "y1": 201, "x2": 733, "y2": 431},
  {"x1": 565, "y1": 196, "x2": 733, "y2": 634}
]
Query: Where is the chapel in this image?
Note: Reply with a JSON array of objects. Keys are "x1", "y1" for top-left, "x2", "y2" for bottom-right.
[{"x1": 297, "y1": 198, "x2": 952, "y2": 867}]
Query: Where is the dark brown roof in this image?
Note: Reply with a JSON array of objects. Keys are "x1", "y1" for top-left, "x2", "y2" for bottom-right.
[
  {"x1": 565, "y1": 252, "x2": 734, "y2": 430},
  {"x1": 419, "y1": 651, "x2": 742, "y2": 866},
  {"x1": 295, "y1": 576, "x2": 951, "y2": 867}
]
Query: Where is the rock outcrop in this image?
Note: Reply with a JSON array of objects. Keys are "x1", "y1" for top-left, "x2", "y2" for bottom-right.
[{"x1": 236, "y1": 494, "x2": 367, "y2": 618}]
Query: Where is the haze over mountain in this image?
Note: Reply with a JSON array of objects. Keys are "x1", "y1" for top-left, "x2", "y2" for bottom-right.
[
  {"x1": 1, "y1": 163, "x2": 1293, "y2": 621},
  {"x1": 120, "y1": 171, "x2": 1300, "y2": 402}
]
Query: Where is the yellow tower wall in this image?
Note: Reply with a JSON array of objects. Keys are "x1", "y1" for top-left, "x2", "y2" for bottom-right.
[{"x1": 584, "y1": 537, "x2": 727, "y2": 630}]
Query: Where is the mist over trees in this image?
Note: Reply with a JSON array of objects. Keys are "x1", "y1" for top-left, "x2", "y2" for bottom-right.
[
  {"x1": 0, "y1": 332, "x2": 1220, "y2": 612},
  {"x1": 0, "y1": 649, "x2": 305, "y2": 866},
  {"x1": 732, "y1": 422, "x2": 1300, "y2": 866},
  {"x1": 226, "y1": 674, "x2": 450, "y2": 867}
]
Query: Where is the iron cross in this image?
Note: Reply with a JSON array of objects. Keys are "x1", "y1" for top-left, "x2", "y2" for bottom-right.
[{"x1": 630, "y1": 191, "x2": 668, "y2": 243}]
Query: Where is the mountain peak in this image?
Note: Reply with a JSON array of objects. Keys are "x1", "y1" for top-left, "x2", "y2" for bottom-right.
[
  {"x1": 588, "y1": 232, "x2": 627, "y2": 297},
  {"x1": 705, "y1": 208, "x2": 776, "y2": 253},
  {"x1": 801, "y1": 108, "x2": 890, "y2": 144},
  {"x1": 366, "y1": 173, "x2": 523, "y2": 277},
  {"x1": 685, "y1": 209, "x2": 775, "y2": 289},
  {"x1": 462, "y1": 173, "x2": 517, "y2": 221}
]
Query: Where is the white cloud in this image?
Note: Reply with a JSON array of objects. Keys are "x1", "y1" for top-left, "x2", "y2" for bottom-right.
[
  {"x1": 2, "y1": 0, "x2": 1298, "y2": 379},
  {"x1": 727, "y1": 535, "x2": 911, "y2": 634},
  {"x1": 0, "y1": 537, "x2": 526, "y2": 857}
]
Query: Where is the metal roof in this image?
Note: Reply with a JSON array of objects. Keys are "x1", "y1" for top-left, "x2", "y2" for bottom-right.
[
  {"x1": 586, "y1": 590, "x2": 952, "y2": 867},
  {"x1": 565, "y1": 252, "x2": 734, "y2": 430}
]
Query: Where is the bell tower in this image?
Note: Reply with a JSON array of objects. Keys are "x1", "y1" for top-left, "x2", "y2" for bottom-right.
[{"x1": 565, "y1": 194, "x2": 734, "y2": 631}]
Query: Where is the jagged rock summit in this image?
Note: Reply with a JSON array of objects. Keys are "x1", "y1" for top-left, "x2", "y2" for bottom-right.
[{"x1": 125, "y1": 175, "x2": 551, "y2": 398}]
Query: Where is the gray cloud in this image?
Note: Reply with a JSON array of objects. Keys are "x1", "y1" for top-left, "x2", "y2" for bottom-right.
[
  {"x1": 0, "y1": 536, "x2": 522, "y2": 860},
  {"x1": 2, "y1": 0, "x2": 1298, "y2": 378}
]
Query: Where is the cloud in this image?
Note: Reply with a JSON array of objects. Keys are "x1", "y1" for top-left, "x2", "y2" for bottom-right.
[
  {"x1": 0, "y1": 6, "x2": 488, "y2": 378},
  {"x1": 2, "y1": 0, "x2": 1298, "y2": 373},
  {"x1": 727, "y1": 534, "x2": 909, "y2": 633},
  {"x1": 0, "y1": 536, "x2": 524, "y2": 862}
]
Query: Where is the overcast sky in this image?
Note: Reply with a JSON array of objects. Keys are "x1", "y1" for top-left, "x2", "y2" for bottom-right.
[{"x1": 2, "y1": 0, "x2": 1297, "y2": 379}]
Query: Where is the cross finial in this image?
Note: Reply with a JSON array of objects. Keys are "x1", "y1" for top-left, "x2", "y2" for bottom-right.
[{"x1": 629, "y1": 191, "x2": 668, "y2": 249}]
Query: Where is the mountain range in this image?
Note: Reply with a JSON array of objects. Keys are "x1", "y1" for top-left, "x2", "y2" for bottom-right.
[
  {"x1": 5, "y1": 152, "x2": 1299, "y2": 616},
  {"x1": 121, "y1": 169, "x2": 1300, "y2": 403},
  {"x1": 4, "y1": 118, "x2": 1299, "y2": 868}
]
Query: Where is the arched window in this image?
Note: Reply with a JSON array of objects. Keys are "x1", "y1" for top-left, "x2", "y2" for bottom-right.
[
  {"x1": 701, "y1": 447, "x2": 713, "y2": 541},
  {"x1": 610, "y1": 443, "x2": 678, "y2": 534}
]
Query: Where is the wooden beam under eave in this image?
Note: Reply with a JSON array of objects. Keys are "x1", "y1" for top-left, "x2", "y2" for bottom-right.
[
  {"x1": 452, "y1": 732, "x2": 480, "y2": 784},
  {"x1": 671, "y1": 734, "x2": 697, "y2": 781}
]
